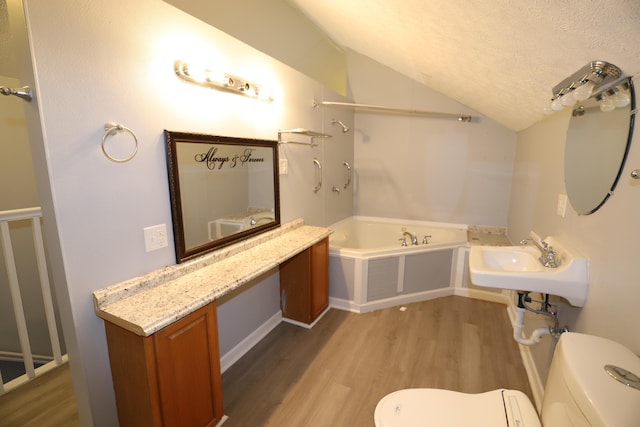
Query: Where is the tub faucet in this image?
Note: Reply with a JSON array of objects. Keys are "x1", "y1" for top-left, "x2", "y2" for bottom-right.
[{"x1": 403, "y1": 231, "x2": 418, "y2": 246}]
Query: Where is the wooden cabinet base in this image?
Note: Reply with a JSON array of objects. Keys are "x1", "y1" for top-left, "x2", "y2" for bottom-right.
[{"x1": 105, "y1": 303, "x2": 224, "y2": 427}]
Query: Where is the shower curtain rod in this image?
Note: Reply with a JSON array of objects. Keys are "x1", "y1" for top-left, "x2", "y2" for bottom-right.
[{"x1": 314, "y1": 100, "x2": 472, "y2": 122}]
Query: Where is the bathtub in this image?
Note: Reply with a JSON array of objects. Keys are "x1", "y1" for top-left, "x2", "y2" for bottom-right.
[{"x1": 328, "y1": 216, "x2": 469, "y2": 312}]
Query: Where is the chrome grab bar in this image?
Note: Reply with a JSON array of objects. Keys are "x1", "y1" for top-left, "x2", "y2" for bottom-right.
[
  {"x1": 313, "y1": 158, "x2": 322, "y2": 193},
  {"x1": 343, "y1": 161, "x2": 352, "y2": 189}
]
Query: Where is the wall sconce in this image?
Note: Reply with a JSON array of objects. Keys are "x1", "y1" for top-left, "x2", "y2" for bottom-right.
[
  {"x1": 174, "y1": 60, "x2": 274, "y2": 102},
  {"x1": 544, "y1": 60, "x2": 623, "y2": 115}
]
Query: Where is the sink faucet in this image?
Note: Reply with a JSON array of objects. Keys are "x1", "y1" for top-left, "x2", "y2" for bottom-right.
[
  {"x1": 403, "y1": 231, "x2": 418, "y2": 246},
  {"x1": 519, "y1": 238, "x2": 559, "y2": 268}
]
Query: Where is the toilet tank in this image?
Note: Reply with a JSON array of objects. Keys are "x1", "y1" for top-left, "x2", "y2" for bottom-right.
[{"x1": 541, "y1": 332, "x2": 640, "y2": 427}]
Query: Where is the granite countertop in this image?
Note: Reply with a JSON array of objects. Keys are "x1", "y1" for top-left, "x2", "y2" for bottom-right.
[
  {"x1": 93, "y1": 219, "x2": 331, "y2": 337},
  {"x1": 467, "y1": 225, "x2": 512, "y2": 246}
]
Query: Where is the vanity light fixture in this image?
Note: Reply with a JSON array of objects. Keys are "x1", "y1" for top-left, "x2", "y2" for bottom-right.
[
  {"x1": 544, "y1": 60, "x2": 623, "y2": 115},
  {"x1": 174, "y1": 60, "x2": 274, "y2": 102}
]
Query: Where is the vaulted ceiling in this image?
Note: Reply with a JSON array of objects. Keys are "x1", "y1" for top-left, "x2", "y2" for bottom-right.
[{"x1": 289, "y1": 0, "x2": 640, "y2": 131}]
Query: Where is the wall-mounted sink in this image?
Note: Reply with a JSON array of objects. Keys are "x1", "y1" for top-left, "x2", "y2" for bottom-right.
[{"x1": 469, "y1": 237, "x2": 589, "y2": 306}]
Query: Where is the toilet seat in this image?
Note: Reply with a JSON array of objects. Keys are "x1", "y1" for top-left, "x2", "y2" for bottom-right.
[{"x1": 374, "y1": 388, "x2": 540, "y2": 427}]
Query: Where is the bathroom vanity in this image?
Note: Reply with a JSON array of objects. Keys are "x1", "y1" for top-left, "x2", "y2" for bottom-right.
[{"x1": 93, "y1": 219, "x2": 331, "y2": 426}]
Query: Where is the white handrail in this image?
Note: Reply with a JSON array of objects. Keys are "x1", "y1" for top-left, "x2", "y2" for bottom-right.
[
  {"x1": 0, "y1": 206, "x2": 42, "y2": 221},
  {"x1": 0, "y1": 207, "x2": 66, "y2": 394}
]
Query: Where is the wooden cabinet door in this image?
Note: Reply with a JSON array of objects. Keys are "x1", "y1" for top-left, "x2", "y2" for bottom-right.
[
  {"x1": 280, "y1": 238, "x2": 329, "y2": 325},
  {"x1": 154, "y1": 303, "x2": 224, "y2": 427},
  {"x1": 310, "y1": 237, "x2": 329, "y2": 319}
]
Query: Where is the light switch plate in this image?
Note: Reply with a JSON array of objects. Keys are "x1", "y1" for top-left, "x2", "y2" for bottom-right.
[
  {"x1": 557, "y1": 193, "x2": 568, "y2": 217},
  {"x1": 144, "y1": 224, "x2": 168, "y2": 252},
  {"x1": 279, "y1": 158, "x2": 288, "y2": 175}
]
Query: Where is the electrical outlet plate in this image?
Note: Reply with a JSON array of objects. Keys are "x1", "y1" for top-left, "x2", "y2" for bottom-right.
[{"x1": 144, "y1": 224, "x2": 168, "y2": 252}]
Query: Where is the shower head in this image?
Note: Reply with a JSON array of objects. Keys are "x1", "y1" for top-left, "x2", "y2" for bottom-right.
[{"x1": 331, "y1": 119, "x2": 349, "y2": 133}]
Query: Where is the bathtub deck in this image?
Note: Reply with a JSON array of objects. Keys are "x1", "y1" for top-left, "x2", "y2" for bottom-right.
[{"x1": 221, "y1": 295, "x2": 532, "y2": 426}]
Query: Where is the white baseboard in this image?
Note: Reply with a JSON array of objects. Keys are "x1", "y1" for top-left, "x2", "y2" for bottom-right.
[
  {"x1": 219, "y1": 311, "x2": 282, "y2": 374},
  {"x1": 281, "y1": 306, "x2": 331, "y2": 329},
  {"x1": 330, "y1": 288, "x2": 454, "y2": 314},
  {"x1": 328, "y1": 297, "x2": 362, "y2": 313}
]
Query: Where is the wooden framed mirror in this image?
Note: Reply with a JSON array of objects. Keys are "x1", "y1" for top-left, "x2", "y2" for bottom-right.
[{"x1": 165, "y1": 130, "x2": 280, "y2": 262}]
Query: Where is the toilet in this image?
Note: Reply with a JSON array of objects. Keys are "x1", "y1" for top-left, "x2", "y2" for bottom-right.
[{"x1": 374, "y1": 333, "x2": 640, "y2": 426}]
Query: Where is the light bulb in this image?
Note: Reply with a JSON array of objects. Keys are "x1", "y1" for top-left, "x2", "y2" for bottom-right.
[
  {"x1": 204, "y1": 70, "x2": 227, "y2": 85},
  {"x1": 561, "y1": 92, "x2": 576, "y2": 106},
  {"x1": 543, "y1": 105, "x2": 554, "y2": 115},
  {"x1": 600, "y1": 98, "x2": 615, "y2": 112},
  {"x1": 551, "y1": 98, "x2": 564, "y2": 111},
  {"x1": 183, "y1": 64, "x2": 207, "y2": 83},
  {"x1": 573, "y1": 81, "x2": 595, "y2": 101},
  {"x1": 611, "y1": 92, "x2": 630, "y2": 108}
]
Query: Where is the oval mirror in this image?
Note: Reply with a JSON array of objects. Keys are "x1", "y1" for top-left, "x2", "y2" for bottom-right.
[
  {"x1": 564, "y1": 78, "x2": 636, "y2": 215},
  {"x1": 165, "y1": 131, "x2": 280, "y2": 262}
]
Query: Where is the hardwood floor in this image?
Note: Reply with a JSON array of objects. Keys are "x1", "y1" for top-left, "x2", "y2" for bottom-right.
[
  {"x1": 0, "y1": 296, "x2": 530, "y2": 426},
  {"x1": 221, "y1": 296, "x2": 532, "y2": 427},
  {"x1": 0, "y1": 363, "x2": 80, "y2": 427}
]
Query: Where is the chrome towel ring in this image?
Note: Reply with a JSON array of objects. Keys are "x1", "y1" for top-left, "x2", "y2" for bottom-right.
[{"x1": 101, "y1": 121, "x2": 138, "y2": 163}]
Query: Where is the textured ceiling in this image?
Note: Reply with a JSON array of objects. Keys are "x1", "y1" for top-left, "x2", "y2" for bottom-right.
[{"x1": 289, "y1": 0, "x2": 640, "y2": 131}]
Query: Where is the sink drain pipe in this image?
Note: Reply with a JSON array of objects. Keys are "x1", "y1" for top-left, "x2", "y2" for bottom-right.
[{"x1": 513, "y1": 292, "x2": 553, "y2": 346}]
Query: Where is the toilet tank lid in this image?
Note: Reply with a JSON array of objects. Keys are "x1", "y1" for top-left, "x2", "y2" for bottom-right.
[{"x1": 557, "y1": 332, "x2": 640, "y2": 426}]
